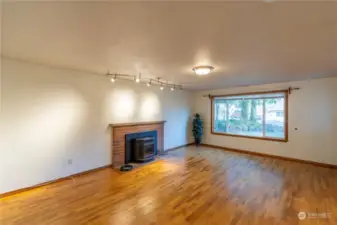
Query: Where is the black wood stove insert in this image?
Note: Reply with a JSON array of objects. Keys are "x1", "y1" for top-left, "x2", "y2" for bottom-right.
[
  {"x1": 132, "y1": 137, "x2": 155, "y2": 162},
  {"x1": 125, "y1": 130, "x2": 158, "y2": 164}
]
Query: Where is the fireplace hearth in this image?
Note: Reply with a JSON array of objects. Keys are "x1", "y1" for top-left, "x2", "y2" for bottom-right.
[{"x1": 125, "y1": 130, "x2": 158, "y2": 164}]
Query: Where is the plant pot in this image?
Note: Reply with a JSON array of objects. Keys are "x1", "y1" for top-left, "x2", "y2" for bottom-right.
[{"x1": 195, "y1": 139, "x2": 201, "y2": 146}]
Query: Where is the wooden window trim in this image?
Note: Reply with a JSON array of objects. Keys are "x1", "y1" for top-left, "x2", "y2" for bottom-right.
[{"x1": 211, "y1": 90, "x2": 289, "y2": 143}]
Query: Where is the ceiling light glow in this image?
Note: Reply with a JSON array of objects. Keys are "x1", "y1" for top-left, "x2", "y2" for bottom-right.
[{"x1": 192, "y1": 65, "x2": 214, "y2": 76}]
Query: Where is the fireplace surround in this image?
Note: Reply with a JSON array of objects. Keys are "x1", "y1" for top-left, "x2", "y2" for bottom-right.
[{"x1": 110, "y1": 121, "x2": 165, "y2": 166}]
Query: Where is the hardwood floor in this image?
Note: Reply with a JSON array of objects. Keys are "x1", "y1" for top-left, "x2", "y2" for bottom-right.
[{"x1": 1, "y1": 146, "x2": 337, "y2": 225}]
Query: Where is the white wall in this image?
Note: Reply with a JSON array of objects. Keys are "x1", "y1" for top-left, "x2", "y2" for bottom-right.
[
  {"x1": 0, "y1": 57, "x2": 193, "y2": 194},
  {"x1": 194, "y1": 77, "x2": 337, "y2": 166}
]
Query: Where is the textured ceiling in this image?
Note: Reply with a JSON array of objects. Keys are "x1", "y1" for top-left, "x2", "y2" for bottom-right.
[{"x1": 2, "y1": 2, "x2": 337, "y2": 90}]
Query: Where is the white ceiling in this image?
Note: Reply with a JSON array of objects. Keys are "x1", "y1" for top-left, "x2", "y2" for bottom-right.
[{"x1": 2, "y1": 2, "x2": 337, "y2": 90}]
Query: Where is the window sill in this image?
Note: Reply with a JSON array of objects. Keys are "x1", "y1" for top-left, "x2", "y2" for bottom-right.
[{"x1": 211, "y1": 131, "x2": 288, "y2": 143}]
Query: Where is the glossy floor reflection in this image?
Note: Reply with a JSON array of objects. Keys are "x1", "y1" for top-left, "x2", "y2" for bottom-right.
[{"x1": 1, "y1": 146, "x2": 337, "y2": 225}]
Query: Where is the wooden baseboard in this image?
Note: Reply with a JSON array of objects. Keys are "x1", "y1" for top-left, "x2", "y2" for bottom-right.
[
  {"x1": 201, "y1": 143, "x2": 337, "y2": 169},
  {"x1": 164, "y1": 142, "x2": 194, "y2": 152},
  {"x1": 0, "y1": 164, "x2": 112, "y2": 198}
]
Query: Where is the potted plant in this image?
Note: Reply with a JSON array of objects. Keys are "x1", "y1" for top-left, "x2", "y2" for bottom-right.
[{"x1": 192, "y1": 113, "x2": 203, "y2": 146}]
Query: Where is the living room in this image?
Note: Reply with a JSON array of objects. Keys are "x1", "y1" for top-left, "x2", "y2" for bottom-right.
[{"x1": 1, "y1": 1, "x2": 337, "y2": 224}]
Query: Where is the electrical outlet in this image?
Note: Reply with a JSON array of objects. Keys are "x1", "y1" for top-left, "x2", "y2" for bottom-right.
[{"x1": 67, "y1": 159, "x2": 73, "y2": 165}]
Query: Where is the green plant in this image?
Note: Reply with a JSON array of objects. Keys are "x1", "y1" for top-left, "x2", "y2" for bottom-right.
[{"x1": 192, "y1": 113, "x2": 203, "y2": 145}]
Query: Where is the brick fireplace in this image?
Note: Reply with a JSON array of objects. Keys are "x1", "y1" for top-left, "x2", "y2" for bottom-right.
[{"x1": 110, "y1": 121, "x2": 165, "y2": 166}]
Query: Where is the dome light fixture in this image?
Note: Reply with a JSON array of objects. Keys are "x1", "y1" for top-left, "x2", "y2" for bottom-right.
[
  {"x1": 192, "y1": 65, "x2": 214, "y2": 76},
  {"x1": 160, "y1": 85, "x2": 164, "y2": 90}
]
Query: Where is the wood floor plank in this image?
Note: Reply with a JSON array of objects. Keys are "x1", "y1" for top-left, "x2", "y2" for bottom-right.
[{"x1": 1, "y1": 146, "x2": 336, "y2": 225}]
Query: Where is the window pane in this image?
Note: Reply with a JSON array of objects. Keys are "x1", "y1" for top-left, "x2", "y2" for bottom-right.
[
  {"x1": 265, "y1": 98, "x2": 285, "y2": 138},
  {"x1": 226, "y1": 99, "x2": 263, "y2": 137},
  {"x1": 214, "y1": 102, "x2": 227, "y2": 133},
  {"x1": 213, "y1": 92, "x2": 286, "y2": 141}
]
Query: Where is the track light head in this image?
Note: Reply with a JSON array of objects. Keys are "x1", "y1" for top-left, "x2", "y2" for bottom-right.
[
  {"x1": 135, "y1": 73, "x2": 142, "y2": 83},
  {"x1": 110, "y1": 74, "x2": 117, "y2": 83}
]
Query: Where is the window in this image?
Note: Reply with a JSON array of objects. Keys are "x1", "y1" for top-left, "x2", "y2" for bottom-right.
[{"x1": 212, "y1": 91, "x2": 288, "y2": 142}]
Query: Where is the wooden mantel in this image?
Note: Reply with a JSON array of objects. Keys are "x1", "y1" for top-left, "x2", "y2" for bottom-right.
[
  {"x1": 110, "y1": 120, "x2": 166, "y2": 128},
  {"x1": 110, "y1": 120, "x2": 165, "y2": 166}
]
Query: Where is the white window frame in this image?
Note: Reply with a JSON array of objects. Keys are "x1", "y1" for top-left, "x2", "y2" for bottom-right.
[{"x1": 211, "y1": 90, "x2": 288, "y2": 142}]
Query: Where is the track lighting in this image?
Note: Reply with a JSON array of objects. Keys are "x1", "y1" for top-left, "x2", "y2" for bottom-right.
[{"x1": 106, "y1": 72, "x2": 183, "y2": 90}]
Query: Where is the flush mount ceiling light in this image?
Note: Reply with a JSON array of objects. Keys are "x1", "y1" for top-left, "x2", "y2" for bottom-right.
[{"x1": 192, "y1": 65, "x2": 214, "y2": 76}]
